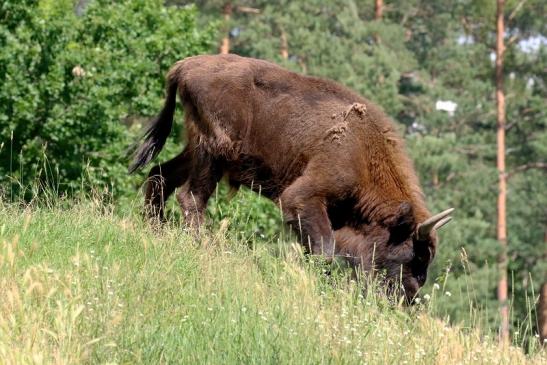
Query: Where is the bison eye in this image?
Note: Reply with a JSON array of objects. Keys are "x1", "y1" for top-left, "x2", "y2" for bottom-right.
[{"x1": 413, "y1": 242, "x2": 431, "y2": 263}]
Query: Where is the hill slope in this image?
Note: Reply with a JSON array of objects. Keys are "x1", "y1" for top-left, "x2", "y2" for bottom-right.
[{"x1": 0, "y1": 201, "x2": 544, "y2": 364}]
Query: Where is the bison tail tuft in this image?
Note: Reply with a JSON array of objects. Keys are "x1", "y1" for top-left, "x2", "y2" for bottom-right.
[{"x1": 128, "y1": 75, "x2": 179, "y2": 174}]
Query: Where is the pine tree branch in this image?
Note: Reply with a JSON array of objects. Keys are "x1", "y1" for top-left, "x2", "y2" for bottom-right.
[
  {"x1": 505, "y1": 120, "x2": 518, "y2": 131},
  {"x1": 506, "y1": 34, "x2": 521, "y2": 48},
  {"x1": 507, "y1": 162, "x2": 547, "y2": 179},
  {"x1": 505, "y1": 108, "x2": 534, "y2": 131},
  {"x1": 507, "y1": 0, "x2": 528, "y2": 24},
  {"x1": 236, "y1": 6, "x2": 260, "y2": 14}
]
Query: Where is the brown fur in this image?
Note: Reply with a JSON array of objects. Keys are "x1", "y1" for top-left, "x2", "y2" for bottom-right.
[{"x1": 131, "y1": 54, "x2": 438, "y2": 301}]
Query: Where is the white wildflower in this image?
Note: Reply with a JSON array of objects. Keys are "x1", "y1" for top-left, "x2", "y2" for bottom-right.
[
  {"x1": 433, "y1": 283, "x2": 440, "y2": 290},
  {"x1": 72, "y1": 65, "x2": 86, "y2": 78},
  {"x1": 445, "y1": 291, "x2": 452, "y2": 297}
]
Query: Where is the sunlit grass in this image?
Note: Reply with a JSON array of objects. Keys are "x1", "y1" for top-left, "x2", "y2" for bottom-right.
[{"x1": 0, "y1": 199, "x2": 545, "y2": 364}]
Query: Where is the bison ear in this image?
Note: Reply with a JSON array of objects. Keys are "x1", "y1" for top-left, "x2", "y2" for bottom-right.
[{"x1": 384, "y1": 202, "x2": 415, "y2": 245}]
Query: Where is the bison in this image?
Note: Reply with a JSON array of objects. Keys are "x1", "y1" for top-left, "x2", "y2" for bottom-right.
[{"x1": 129, "y1": 54, "x2": 453, "y2": 301}]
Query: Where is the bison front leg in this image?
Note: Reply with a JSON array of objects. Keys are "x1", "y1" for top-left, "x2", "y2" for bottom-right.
[
  {"x1": 280, "y1": 176, "x2": 335, "y2": 259},
  {"x1": 144, "y1": 147, "x2": 192, "y2": 222},
  {"x1": 176, "y1": 150, "x2": 223, "y2": 230}
]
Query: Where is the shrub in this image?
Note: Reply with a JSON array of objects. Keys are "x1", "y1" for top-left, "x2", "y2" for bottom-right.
[{"x1": 0, "y1": 0, "x2": 216, "y2": 198}]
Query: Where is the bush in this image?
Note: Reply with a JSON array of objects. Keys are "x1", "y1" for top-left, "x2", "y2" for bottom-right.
[{"x1": 0, "y1": 0, "x2": 216, "y2": 198}]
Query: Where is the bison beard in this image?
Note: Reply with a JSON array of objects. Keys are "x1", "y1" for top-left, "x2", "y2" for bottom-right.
[{"x1": 129, "y1": 54, "x2": 453, "y2": 303}]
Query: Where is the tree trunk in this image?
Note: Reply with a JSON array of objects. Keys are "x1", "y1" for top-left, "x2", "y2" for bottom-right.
[
  {"x1": 432, "y1": 171, "x2": 439, "y2": 189},
  {"x1": 375, "y1": 0, "x2": 383, "y2": 20},
  {"x1": 219, "y1": 3, "x2": 233, "y2": 55},
  {"x1": 495, "y1": 0, "x2": 509, "y2": 345},
  {"x1": 298, "y1": 58, "x2": 307, "y2": 75},
  {"x1": 373, "y1": 0, "x2": 383, "y2": 44},
  {"x1": 75, "y1": 0, "x2": 90, "y2": 16},
  {"x1": 540, "y1": 283, "x2": 547, "y2": 345},
  {"x1": 280, "y1": 29, "x2": 288, "y2": 60},
  {"x1": 539, "y1": 228, "x2": 547, "y2": 346}
]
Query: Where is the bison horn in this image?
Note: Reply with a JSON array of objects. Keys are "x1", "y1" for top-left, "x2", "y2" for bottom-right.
[{"x1": 416, "y1": 208, "x2": 454, "y2": 240}]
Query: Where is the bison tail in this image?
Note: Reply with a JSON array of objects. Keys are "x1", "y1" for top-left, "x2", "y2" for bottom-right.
[{"x1": 128, "y1": 72, "x2": 179, "y2": 174}]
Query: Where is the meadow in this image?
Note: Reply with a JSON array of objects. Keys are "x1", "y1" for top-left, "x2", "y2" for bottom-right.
[{"x1": 0, "y1": 193, "x2": 545, "y2": 364}]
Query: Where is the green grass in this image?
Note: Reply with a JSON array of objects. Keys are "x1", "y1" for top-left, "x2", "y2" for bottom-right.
[{"x1": 0, "y1": 199, "x2": 545, "y2": 364}]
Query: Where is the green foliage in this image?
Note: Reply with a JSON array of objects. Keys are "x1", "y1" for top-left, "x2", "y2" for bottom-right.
[
  {"x1": 0, "y1": 0, "x2": 216, "y2": 197},
  {"x1": 206, "y1": 183, "x2": 284, "y2": 243},
  {"x1": 0, "y1": 0, "x2": 38, "y2": 30}
]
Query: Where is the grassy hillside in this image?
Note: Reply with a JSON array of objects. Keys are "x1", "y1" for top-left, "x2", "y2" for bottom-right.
[{"x1": 0, "y1": 200, "x2": 545, "y2": 364}]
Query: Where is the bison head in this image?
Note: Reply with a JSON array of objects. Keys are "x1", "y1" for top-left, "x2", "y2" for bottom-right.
[{"x1": 334, "y1": 203, "x2": 454, "y2": 303}]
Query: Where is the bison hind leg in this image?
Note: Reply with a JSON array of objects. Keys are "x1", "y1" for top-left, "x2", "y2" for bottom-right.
[
  {"x1": 144, "y1": 147, "x2": 192, "y2": 222},
  {"x1": 176, "y1": 148, "x2": 224, "y2": 230}
]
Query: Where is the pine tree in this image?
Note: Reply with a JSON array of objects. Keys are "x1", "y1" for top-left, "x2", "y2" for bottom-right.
[{"x1": 495, "y1": 0, "x2": 509, "y2": 344}]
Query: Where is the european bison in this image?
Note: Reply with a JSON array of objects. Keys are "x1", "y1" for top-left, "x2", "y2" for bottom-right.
[{"x1": 130, "y1": 54, "x2": 453, "y2": 301}]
